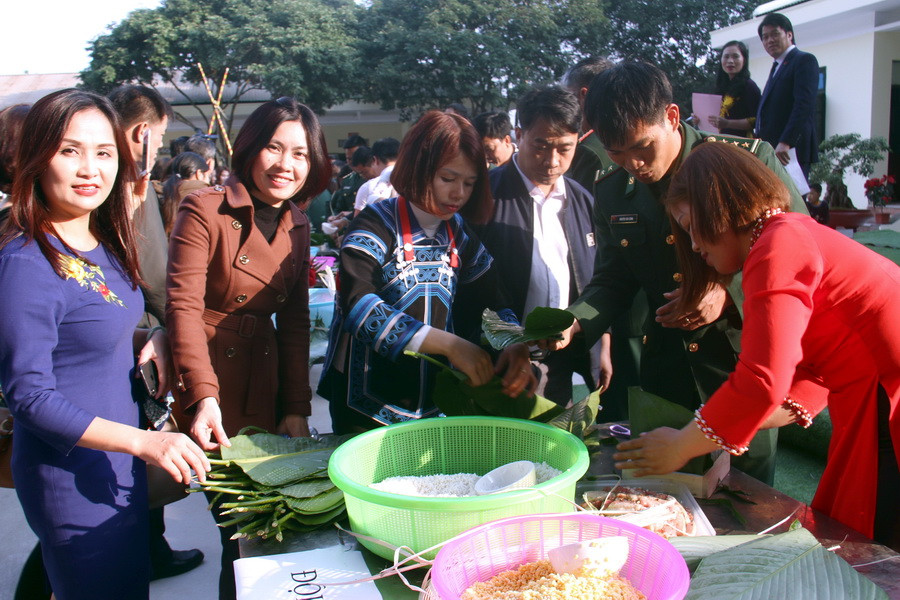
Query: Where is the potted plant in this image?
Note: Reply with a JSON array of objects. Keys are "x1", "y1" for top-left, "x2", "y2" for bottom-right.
[
  {"x1": 808, "y1": 134, "x2": 890, "y2": 210},
  {"x1": 864, "y1": 174, "x2": 896, "y2": 224}
]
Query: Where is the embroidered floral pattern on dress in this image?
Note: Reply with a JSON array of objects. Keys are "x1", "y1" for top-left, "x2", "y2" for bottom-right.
[
  {"x1": 58, "y1": 255, "x2": 126, "y2": 307},
  {"x1": 694, "y1": 408, "x2": 749, "y2": 456},
  {"x1": 782, "y1": 396, "x2": 813, "y2": 429}
]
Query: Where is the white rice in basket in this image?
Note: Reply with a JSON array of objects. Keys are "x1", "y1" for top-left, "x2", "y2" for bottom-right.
[{"x1": 370, "y1": 462, "x2": 561, "y2": 497}]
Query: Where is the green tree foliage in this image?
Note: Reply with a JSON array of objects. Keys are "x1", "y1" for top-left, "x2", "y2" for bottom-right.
[
  {"x1": 80, "y1": 0, "x2": 358, "y2": 156},
  {"x1": 604, "y1": 0, "x2": 757, "y2": 108},
  {"x1": 80, "y1": 0, "x2": 758, "y2": 130},
  {"x1": 353, "y1": 0, "x2": 610, "y2": 119}
]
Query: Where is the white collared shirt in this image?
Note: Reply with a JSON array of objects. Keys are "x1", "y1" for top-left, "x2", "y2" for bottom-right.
[
  {"x1": 771, "y1": 45, "x2": 796, "y2": 77},
  {"x1": 354, "y1": 165, "x2": 396, "y2": 212},
  {"x1": 512, "y1": 154, "x2": 570, "y2": 317}
]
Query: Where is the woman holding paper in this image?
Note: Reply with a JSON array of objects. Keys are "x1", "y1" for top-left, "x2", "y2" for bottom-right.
[
  {"x1": 615, "y1": 142, "x2": 900, "y2": 548},
  {"x1": 695, "y1": 41, "x2": 761, "y2": 137}
]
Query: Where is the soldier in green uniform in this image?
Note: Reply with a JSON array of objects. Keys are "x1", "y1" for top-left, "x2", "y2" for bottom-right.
[
  {"x1": 548, "y1": 62, "x2": 809, "y2": 485},
  {"x1": 564, "y1": 56, "x2": 646, "y2": 421}
]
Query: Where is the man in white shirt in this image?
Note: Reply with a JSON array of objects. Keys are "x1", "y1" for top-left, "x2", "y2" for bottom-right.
[
  {"x1": 465, "y1": 85, "x2": 608, "y2": 405},
  {"x1": 353, "y1": 137, "x2": 399, "y2": 216}
]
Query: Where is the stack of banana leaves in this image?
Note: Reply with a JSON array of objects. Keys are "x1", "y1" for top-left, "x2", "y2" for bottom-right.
[{"x1": 195, "y1": 431, "x2": 352, "y2": 542}]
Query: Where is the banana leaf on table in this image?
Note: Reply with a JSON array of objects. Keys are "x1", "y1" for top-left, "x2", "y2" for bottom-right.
[{"x1": 672, "y1": 528, "x2": 888, "y2": 599}]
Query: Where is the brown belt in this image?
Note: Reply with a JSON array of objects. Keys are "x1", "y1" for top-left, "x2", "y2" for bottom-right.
[{"x1": 202, "y1": 308, "x2": 271, "y2": 338}]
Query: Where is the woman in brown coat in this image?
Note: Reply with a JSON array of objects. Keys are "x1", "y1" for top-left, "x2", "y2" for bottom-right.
[{"x1": 165, "y1": 97, "x2": 331, "y2": 599}]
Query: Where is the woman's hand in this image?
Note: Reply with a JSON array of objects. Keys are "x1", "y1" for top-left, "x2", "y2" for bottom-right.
[
  {"x1": 136, "y1": 328, "x2": 173, "y2": 398},
  {"x1": 656, "y1": 284, "x2": 728, "y2": 330},
  {"x1": 451, "y1": 338, "x2": 494, "y2": 387},
  {"x1": 277, "y1": 414, "x2": 311, "y2": 438},
  {"x1": 613, "y1": 423, "x2": 721, "y2": 477},
  {"x1": 189, "y1": 397, "x2": 231, "y2": 452},
  {"x1": 136, "y1": 429, "x2": 211, "y2": 485},
  {"x1": 709, "y1": 115, "x2": 729, "y2": 130},
  {"x1": 495, "y1": 343, "x2": 537, "y2": 398},
  {"x1": 419, "y1": 329, "x2": 493, "y2": 386}
]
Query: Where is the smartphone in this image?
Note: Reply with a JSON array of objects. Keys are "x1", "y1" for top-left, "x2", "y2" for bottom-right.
[
  {"x1": 139, "y1": 128, "x2": 151, "y2": 177},
  {"x1": 138, "y1": 360, "x2": 159, "y2": 399}
]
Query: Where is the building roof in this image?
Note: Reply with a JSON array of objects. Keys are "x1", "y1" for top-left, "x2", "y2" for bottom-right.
[{"x1": 0, "y1": 73, "x2": 80, "y2": 107}]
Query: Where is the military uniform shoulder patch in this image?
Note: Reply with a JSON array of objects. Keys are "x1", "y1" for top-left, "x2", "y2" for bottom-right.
[
  {"x1": 594, "y1": 163, "x2": 622, "y2": 185},
  {"x1": 700, "y1": 133, "x2": 760, "y2": 153}
]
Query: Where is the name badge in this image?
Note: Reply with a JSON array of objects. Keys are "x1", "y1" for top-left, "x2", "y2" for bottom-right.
[
  {"x1": 586, "y1": 233, "x2": 595, "y2": 247},
  {"x1": 610, "y1": 214, "x2": 639, "y2": 225}
]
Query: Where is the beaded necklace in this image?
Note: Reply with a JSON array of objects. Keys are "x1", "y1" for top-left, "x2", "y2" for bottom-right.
[{"x1": 749, "y1": 207, "x2": 784, "y2": 248}]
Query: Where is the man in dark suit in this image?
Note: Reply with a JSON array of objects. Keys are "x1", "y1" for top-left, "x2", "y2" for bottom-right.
[
  {"x1": 466, "y1": 85, "x2": 608, "y2": 405},
  {"x1": 755, "y1": 12, "x2": 820, "y2": 179}
]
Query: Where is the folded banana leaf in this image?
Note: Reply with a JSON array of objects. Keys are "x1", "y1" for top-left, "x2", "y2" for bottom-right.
[
  {"x1": 481, "y1": 307, "x2": 574, "y2": 350},
  {"x1": 410, "y1": 349, "x2": 600, "y2": 435},
  {"x1": 683, "y1": 528, "x2": 888, "y2": 599},
  {"x1": 628, "y1": 387, "x2": 716, "y2": 474}
]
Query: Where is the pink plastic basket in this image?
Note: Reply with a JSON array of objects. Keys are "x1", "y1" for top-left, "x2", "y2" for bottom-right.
[{"x1": 431, "y1": 513, "x2": 690, "y2": 600}]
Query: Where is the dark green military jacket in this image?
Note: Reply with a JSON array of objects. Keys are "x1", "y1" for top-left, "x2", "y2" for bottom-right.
[
  {"x1": 330, "y1": 171, "x2": 363, "y2": 215},
  {"x1": 569, "y1": 123, "x2": 807, "y2": 408},
  {"x1": 567, "y1": 130, "x2": 616, "y2": 192}
]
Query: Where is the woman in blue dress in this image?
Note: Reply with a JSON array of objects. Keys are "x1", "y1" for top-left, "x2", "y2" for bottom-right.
[
  {"x1": 0, "y1": 89, "x2": 209, "y2": 600},
  {"x1": 319, "y1": 110, "x2": 534, "y2": 433}
]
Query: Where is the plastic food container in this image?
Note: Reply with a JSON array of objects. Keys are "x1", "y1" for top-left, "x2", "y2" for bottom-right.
[
  {"x1": 575, "y1": 478, "x2": 715, "y2": 537},
  {"x1": 328, "y1": 416, "x2": 589, "y2": 560},
  {"x1": 431, "y1": 513, "x2": 690, "y2": 600}
]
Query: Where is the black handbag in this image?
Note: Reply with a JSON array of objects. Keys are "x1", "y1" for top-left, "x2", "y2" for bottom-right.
[{"x1": 1, "y1": 405, "x2": 13, "y2": 488}]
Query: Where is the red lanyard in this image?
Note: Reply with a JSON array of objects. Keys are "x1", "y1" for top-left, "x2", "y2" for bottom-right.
[{"x1": 397, "y1": 197, "x2": 459, "y2": 268}]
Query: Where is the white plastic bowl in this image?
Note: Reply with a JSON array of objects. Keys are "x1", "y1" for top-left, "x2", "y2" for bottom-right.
[{"x1": 474, "y1": 460, "x2": 536, "y2": 495}]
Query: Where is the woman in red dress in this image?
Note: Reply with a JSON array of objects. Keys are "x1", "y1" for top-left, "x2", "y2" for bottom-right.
[{"x1": 615, "y1": 142, "x2": 900, "y2": 547}]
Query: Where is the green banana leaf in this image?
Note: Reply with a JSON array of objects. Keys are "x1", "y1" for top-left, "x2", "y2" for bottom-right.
[
  {"x1": 276, "y1": 478, "x2": 336, "y2": 499},
  {"x1": 481, "y1": 307, "x2": 574, "y2": 350},
  {"x1": 219, "y1": 433, "x2": 344, "y2": 487},
  {"x1": 432, "y1": 369, "x2": 563, "y2": 420},
  {"x1": 685, "y1": 528, "x2": 888, "y2": 599},
  {"x1": 407, "y1": 349, "x2": 600, "y2": 435},
  {"x1": 291, "y1": 504, "x2": 346, "y2": 526},
  {"x1": 628, "y1": 387, "x2": 716, "y2": 474},
  {"x1": 669, "y1": 535, "x2": 766, "y2": 573},
  {"x1": 284, "y1": 487, "x2": 345, "y2": 514},
  {"x1": 547, "y1": 387, "x2": 602, "y2": 437}
]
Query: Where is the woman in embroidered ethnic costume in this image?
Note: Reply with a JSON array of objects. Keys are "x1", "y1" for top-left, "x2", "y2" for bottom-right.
[
  {"x1": 0, "y1": 89, "x2": 209, "y2": 599},
  {"x1": 614, "y1": 142, "x2": 900, "y2": 547},
  {"x1": 319, "y1": 111, "x2": 535, "y2": 434}
]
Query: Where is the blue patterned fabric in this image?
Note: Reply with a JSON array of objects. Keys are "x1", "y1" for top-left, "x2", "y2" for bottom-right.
[{"x1": 320, "y1": 198, "x2": 502, "y2": 426}]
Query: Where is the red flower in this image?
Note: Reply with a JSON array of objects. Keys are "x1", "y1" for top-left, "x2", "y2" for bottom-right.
[
  {"x1": 888, "y1": 175, "x2": 896, "y2": 184},
  {"x1": 98, "y1": 284, "x2": 110, "y2": 297},
  {"x1": 308, "y1": 266, "x2": 317, "y2": 287}
]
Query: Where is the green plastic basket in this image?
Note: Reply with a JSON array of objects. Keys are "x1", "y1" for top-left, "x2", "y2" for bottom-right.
[{"x1": 328, "y1": 416, "x2": 589, "y2": 560}]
